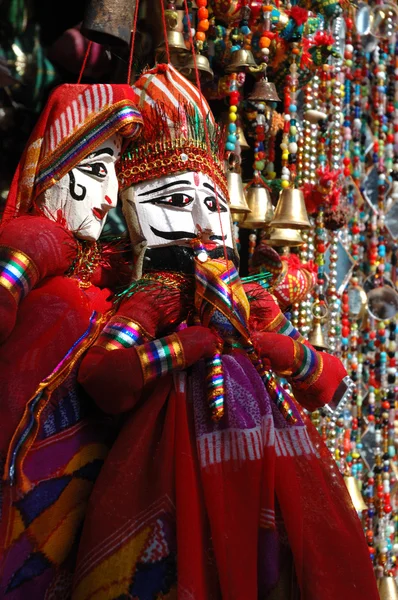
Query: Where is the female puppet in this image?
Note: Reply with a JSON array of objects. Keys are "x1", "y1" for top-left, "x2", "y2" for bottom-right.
[
  {"x1": 73, "y1": 64, "x2": 378, "y2": 600},
  {"x1": 0, "y1": 83, "x2": 142, "y2": 599}
]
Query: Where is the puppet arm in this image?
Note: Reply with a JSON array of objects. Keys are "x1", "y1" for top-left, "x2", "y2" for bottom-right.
[
  {"x1": 78, "y1": 323, "x2": 219, "y2": 414},
  {"x1": 252, "y1": 330, "x2": 350, "y2": 413},
  {"x1": 0, "y1": 215, "x2": 77, "y2": 342}
]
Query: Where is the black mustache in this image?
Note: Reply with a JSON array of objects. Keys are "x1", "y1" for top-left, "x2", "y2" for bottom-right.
[
  {"x1": 150, "y1": 226, "x2": 197, "y2": 240},
  {"x1": 150, "y1": 227, "x2": 227, "y2": 242}
]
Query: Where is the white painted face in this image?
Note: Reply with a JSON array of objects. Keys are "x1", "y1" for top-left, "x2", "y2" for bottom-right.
[
  {"x1": 36, "y1": 133, "x2": 122, "y2": 242},
  {"x1": 122, "y1": 171, "x2": 233, "y2": 249}
]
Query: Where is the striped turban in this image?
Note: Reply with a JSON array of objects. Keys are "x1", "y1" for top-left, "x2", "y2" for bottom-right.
[
  {"x1": 117, "y1": 63, "x2": 227, "y2": 198},
  {"x1": 4, "y1": 83, "x2": 143, "y2": 219}
]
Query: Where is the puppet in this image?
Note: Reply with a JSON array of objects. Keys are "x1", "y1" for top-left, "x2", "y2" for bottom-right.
[
  {"x1": 0, "y1": 83, "x2": 142, "y2": 599},
  {"x1": 72, "y1": 64, "x2": 378, "y2": 600}
]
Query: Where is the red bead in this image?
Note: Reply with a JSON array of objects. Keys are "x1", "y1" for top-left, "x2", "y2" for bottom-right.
[{"x1": 197, "y1": 7, "x2": 208, "y2": 19}]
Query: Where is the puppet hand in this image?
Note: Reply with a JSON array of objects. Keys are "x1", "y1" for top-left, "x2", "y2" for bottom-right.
[
  {"x1": 176, "y1": 325, "x2": 222, "y2": 368},
  {"x1": 117, "y1": 284, "x2": 192, "y2": 339},
  {"x1": 251, "y1": 331, "x2": 296, "y2": 375}
]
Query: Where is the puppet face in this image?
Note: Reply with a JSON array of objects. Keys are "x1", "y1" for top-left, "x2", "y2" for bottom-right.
[
  {"x1": 122, "y1": 171, "x2": 233, "y2": 249},
  {"x1": 36, "y1": 134, "x2": 122, "y2": 241}
]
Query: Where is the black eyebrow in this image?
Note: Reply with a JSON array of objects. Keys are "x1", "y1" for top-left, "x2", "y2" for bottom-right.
[
  {"x1": 86, "y1": 147, "x2": 114, "y2": 158},
  {"x1": 137, "y1": 180, "x2": 191, "y2": 196},
  {"x1": 203, "y1": 182, "x2": 227, "y2": 204}
]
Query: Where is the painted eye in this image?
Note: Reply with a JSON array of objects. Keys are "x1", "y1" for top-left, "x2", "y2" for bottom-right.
[
  {"x1": 204, "y1": 196, "x2": 227, "y2": 213},
  {"x1": 78, "y1": 163, "x2": 108, "y2": 178},
  {"x1": 146, "y1": 193, "x2": 194, "y2": 207}
]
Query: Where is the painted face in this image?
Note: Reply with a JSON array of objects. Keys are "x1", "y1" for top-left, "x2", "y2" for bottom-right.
[
  {"x1": 122, "y1": 171, "x2": 233, "y2": 249},
  {"x1": 36, "y1": 133, "x2": 122, "y2": 241}
]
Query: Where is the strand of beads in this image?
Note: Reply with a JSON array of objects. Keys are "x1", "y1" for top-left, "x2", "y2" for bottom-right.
[
  {"x1": 225, "y1": 73, "x2": 239, "y2": 155},
  {"x1": 195, "y1": 0, "x2": 209, "y2": 55}
]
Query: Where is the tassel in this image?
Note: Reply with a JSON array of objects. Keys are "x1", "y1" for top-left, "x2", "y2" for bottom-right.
[{"x1": 205, "y1": 353, "x2": 225, "y2": 421}]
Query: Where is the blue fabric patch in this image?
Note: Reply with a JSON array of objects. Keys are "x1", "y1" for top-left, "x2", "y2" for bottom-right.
[
  {"x1": 73, "y1": 458, "x2": 104, "y2": 482},
  {"x1": 16, "y1": 475, "x2": 72, "y2": 526},
  {"x1": 6, "y1": 552, "x2": 51, "y2": 592},
  {"x1": 129, "y1": 555, "x2": 177, "y2": 600}
]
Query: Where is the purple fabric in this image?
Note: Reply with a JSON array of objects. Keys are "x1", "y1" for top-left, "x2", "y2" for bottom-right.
[{"x1": 192, "y1": 351, "x2": 304, "y2": 436}]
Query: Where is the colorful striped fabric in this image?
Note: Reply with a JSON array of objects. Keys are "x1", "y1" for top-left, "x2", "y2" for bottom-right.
[
  {"x1": 290, "y1": 340, "x2": 323, "y2": 388},
  {"x1": 94, "y1": 315, "x2": 152, "y2": 351},
  {"x1": 136, "y1": 333, "x2": 185, "y2": 384},
  {"x1": 0, "y1": 247, "x2": 39, "y2": 303},
  {"x1": 4, "y1": 84, "x2": 143, "y2": 218},
  {"x1": 265, "y1": 310, "x2": 304, "y2": 341},
  {"x1": 194, "y1": 257, "x2": 250, "y2": 341}
]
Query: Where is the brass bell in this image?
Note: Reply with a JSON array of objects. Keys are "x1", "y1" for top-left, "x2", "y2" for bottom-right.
[
  {"x1": 225, "y1": 48, "x2": 258, "y2": 73},
  {"x1": 231, "y1": 211, "x2": 247, "y2": 224},
  {"x1": 81, "y1": 0, "x2": 136, "y2": 46},
  {"x1": 156, "y1": 30, "x2": 188, "y2": 57},
  {"x1": 248, "y1": 76, "x2": 281, "y2": 103},
  {"x1": 178, "y1": 54, "x2": 214, "y2": 82},
  {"x1": 270, "y1": 187, "x2": 311, "y2": 230},
  {"x1": 307, "y1": 317, "x2": 329, "y2": 351},
  {"x1": 236, "y1": 124, "x2": 250, "y2": 151},
  {"x1": 343, "y1": 475, "x2": 367, "y2": 512},
  {"x1": 264, "y1": 227, "x2": 304, "y2": 247},
  {"x1": 227, "y1": 170, "x2": 251, "y2": 214},
  {"x1": 240, "y1": 185, "x2": 274, "y2": 229},
  {"x1": 378, "y1": 576, "x2": 398, "y2": 600}
]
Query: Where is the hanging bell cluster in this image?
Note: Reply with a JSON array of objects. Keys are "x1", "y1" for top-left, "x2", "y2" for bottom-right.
[
  {"x1": 270, "y1": 187, "x2": 311, "y2": 230},
  {"x1": 240, "y1": 184, "x2": 274, "y2": 230}
]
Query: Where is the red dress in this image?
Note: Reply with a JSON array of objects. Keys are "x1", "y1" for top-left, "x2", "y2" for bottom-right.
[
  {"x1": 70, "y1": 273, "x2": 379, "y2": 600},
  {"x1": 0, "y1": 232, "x2": 129, "y2": 600}
]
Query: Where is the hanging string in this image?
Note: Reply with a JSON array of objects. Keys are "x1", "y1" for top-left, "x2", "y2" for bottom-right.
[
  {"x1": 77, "y1": 40, "x2": 93, "y2": 84},
  {"x1": 127, "y1": 0, "x2": 142, "y2": 84},
  {"x1": 159, "y1": 0, "x2": 171, "y2": 65},
  {"x1": 182, "y1": 0, "x2": 229, "y2": 270}
]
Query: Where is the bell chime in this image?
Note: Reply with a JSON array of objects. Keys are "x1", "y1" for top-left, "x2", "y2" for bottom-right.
[
  {"x1": 227, "y1": 170, "x2": 251, "y2": 216},
  {"x1": 378, "y1": 576, "x2": 398, "y2": 600},
  {"x1": 307, "y1": 315, "x2": 329, "y2": 351},
  {"x1": 248, "y1": 75, "x2": 281, "y2": 103},
  {"x1": 225, "y1": 49, "x2": 258, "y2": 73},
  {"x1": 264, "y1": 227, "x2": 304, "y2": 247},
  {"x1": 81, "y1": 0, "x2": 136, "y2": 46},
  {"x1": 343, "y1": 475, "x2": 367, "y2": 512},
  {"x1": 270, "y1": 187, "x2": 311, "y2": 230},
  {"x1": 178, "y1": 54, "x2": 214, "y2": 82},
  {"x1": 155, "y1": 9, "x2": 188, "y2": 62},
  {"x1": 240, "y1": 184, "x2": 274, "y2": 229}
]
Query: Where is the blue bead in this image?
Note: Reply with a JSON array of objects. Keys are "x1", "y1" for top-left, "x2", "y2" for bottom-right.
[
  {"x1": 225, "y1": 142, "x2": 236, "y2": 151},
  {"x1": 289, "y1": 104, "x2": 297, "y2": 112},
  {"x1": 227, "y1": 134, "x2": 237, "y2": 144},
  {"x1": 228, "y1": 123, "x2": 237, "y2": 133}
]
